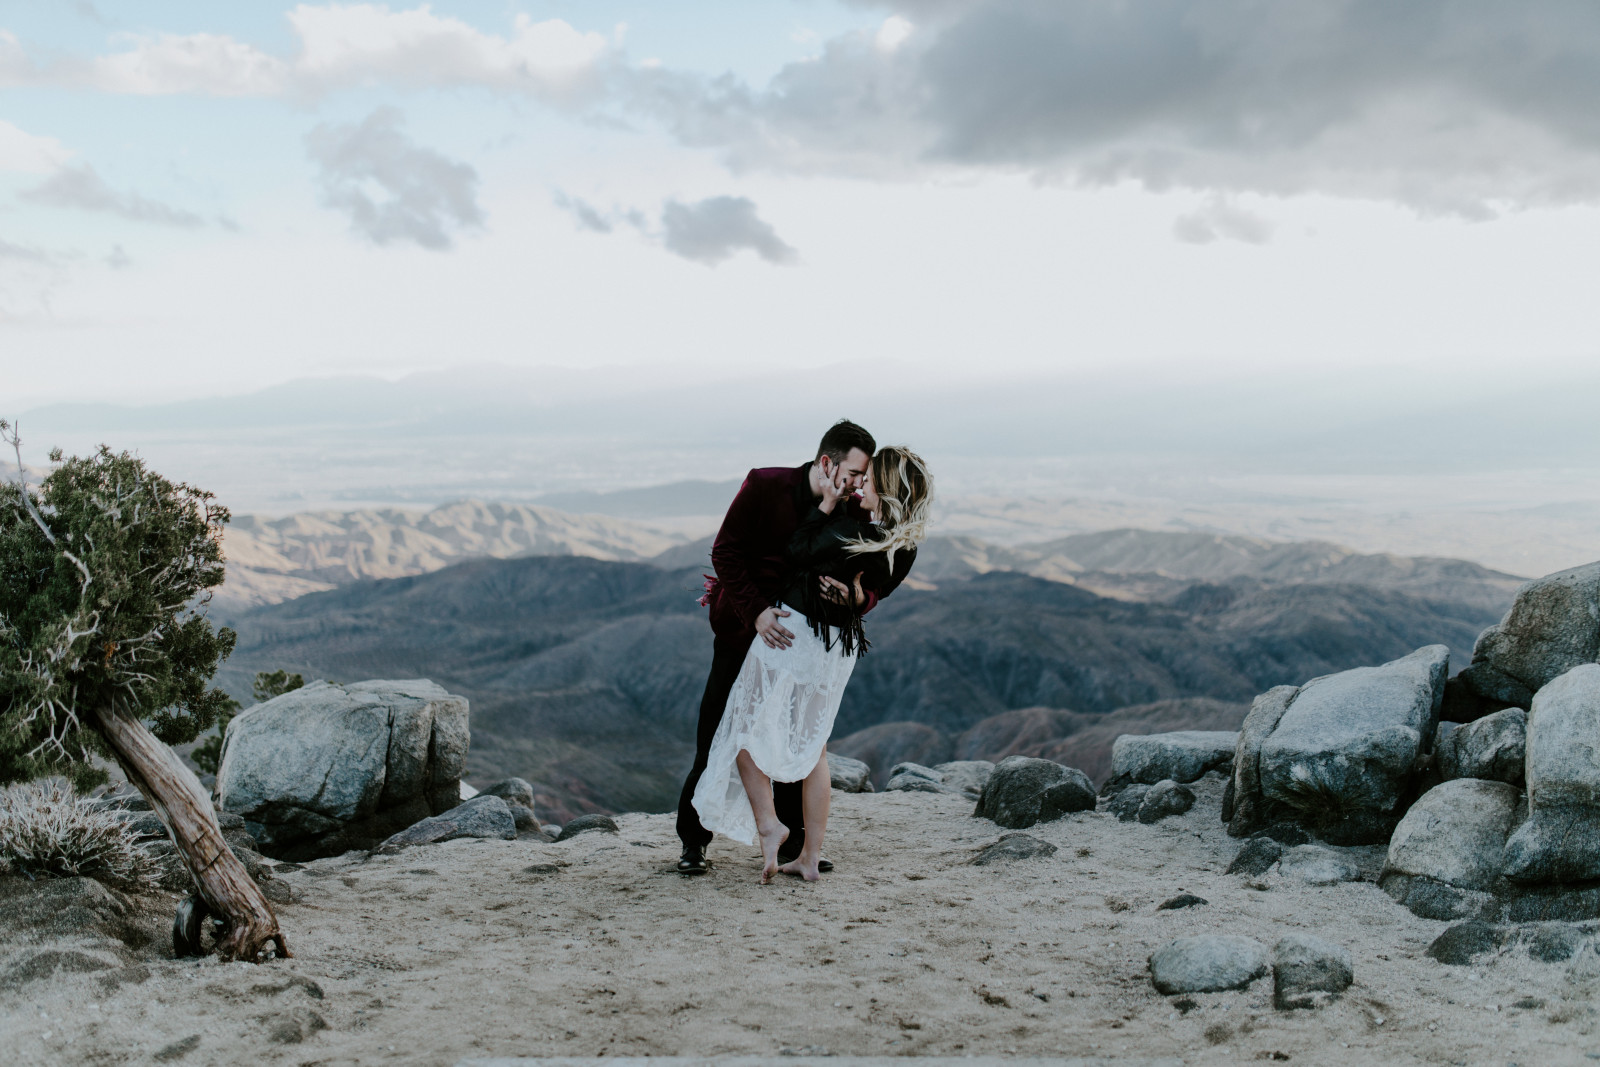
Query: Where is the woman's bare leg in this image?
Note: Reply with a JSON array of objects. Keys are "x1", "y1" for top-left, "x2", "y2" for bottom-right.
[
  {"x1": 779, "y1": 746, "x2": 831, "y2": 882},
  {"x1": 736, "y1": 750, "x2": 788, "y2": 883}
]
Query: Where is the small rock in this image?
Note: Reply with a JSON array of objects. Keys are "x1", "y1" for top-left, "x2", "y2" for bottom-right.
[
  {"x1": 1149, "y1": 935, "x2": 1270, "y2": 994},
  {"x1": 888, "y1": 762, "x2": 941, "y2": 783},
  {"x1": 1137, "y1": 780, "x2": 1196, "y2": 824},
  {"x1": 1272, "y1": 934, "x2": 1352, "y2": 1010},
  {"x1": 1227, "y1": 837, "x2": 1284, "y2": 877},
  {"x1": 885, "y1": 773, "x2": 951, "y2": 794},
  {"x1": 0, "y1": 948, "x2": 115, "y2": 989},
  {"x1": 827, "y1": 754, "x2": 873, "y2": 793},
  {"x1": 970, "y1": 833, "x2": 1058, "y2": 866},
  {"x1": 1110, "y1": 730, "x2": 1239, "y2": 787},
  {"x1": 1519, "y1": 922, "x2": 1588, "y2": 962},
  {"x1": 1158, "y1": 893, "x2": 1209, "y2": 910},
  {"x1": 114, "y1": 810, "x2": 168, "y2": 839},
  {"x1": 1434, "y1": 708, "x2": 1526, "y2": 786},
  {"x1": 932, "y1": 760, "x2": 994, "y2": 796},
  {"x1": 554, "y1": 813, "x2": 619, "y2": 841},
  {"x1": 1277, "y1": 845, "x2": 1361, "y2": 886},
  {"x1": 1107, "y1": 785, "x2": 1151, "y2": 822},
  {"x1": 507, "y1": 804, "x2": 543, "y2": 834},
  {"x1": 264, "y1": 1007, "x2": 327, "y2": 1044},
  {"x1": 1426, "y1": 920, "x2": 1505, "y2": 965},
  {"x1": 152, "y1": 1035, "x2": 201, "y2": 1062},
  {"x1": 374, "y1": 795, "x2": 516, "y2": 853},
  {"x1": 974, "y1": 756, "x2": 1095, "y2": 829},
  {"x1": 480, "y1": 778, "x2": 536, "y2": 809}
]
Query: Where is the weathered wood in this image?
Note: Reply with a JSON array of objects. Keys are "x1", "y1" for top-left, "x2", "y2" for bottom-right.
[{"x1": 88, "y1": 702, "x2": 290, "y2": 962}]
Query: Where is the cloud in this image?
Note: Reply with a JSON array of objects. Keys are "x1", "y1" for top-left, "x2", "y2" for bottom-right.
[
  {"x1": 660, "y1": 196, "x2": 797, "y2": 266},
  {"x1": 1173, "y1": 196, "x2": 1273, "y2": 245},
  {"x1": 105, "y1": 244, "x2": 131, "y2": 269},
  {"x1": 0, "y1": 118, "x2": 69, "y2": 173},
  {"x1": 305, "y1": 106, "x2": 483, "y2": 249},
  {"x1": 0, "y1": 236, "x2": 52, "y2": 263},
  {"x1": 19, "y1": 5, "x2": 610, "y2": 99},
  {"x1": 552, "y1": 191, "x2": 613, "y2": 233},
  {"x1": 90, "y1": 31, "x2": 290, "y2": 95},
  {"x1": 287, "y1": 4, "x2": 608, "y2": 95},
  {"x1": 628, "y1": 0, "x2": 1600, "y2": 214},
  {"x1": 21, "y1": 164, "x2": 205, "y2": 227}
]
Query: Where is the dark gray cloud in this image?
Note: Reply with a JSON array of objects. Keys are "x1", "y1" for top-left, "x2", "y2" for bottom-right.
[
  {"x1": 628, "y1": 0, "x2": 1600, "y2": 213},
  {"x1": 659, "y1": 196, "x2": 797, "y2": 266},
  {"x1": 305, "y1": 107, "x2": 482, "y2": 250},
  {"x1": 21, "y1": 164, "x2": 204, "y2": 227}
]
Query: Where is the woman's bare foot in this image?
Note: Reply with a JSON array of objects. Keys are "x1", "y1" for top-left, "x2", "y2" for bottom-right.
[
  {"x1": 778, "y1": 855, "x2": 821, "y2": 882},
  {"x1": 756, "y1": 820, "x2": 789, "y2": 884}
]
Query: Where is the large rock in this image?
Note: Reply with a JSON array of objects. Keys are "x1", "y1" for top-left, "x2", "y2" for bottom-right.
[
  {"x1": 1148, "y1": 935, "x2": 1270, "y2": 994},
  {"x1": 1277, "y1": 845, "x2": 1361, "y2": 886},
  {"x1": 1226, "y1": 686, "x2": 1297, "y2": 836},
  {"x1": 1381, "y1": 778, "x2": 1522, "y2": 918},
  {"x1": 973, "y1": 756, "x2": 1095, "y2": 830},
  {"x1": 374, "y1": 795, "x2": 516, "y2": 853},
  {"x1": 1465, "y1": 561, "x2": 1600, "y2": 705},
  {"x1": 1503, "y1": 664, "x2": 1600, "y2": 883},
  {"x1": 1434, "y1": 709, "x2": 1526, "y2": 786},
  {"x1": 1107, "y1": 731, "x2": 1238, "y2": 791},
  {"x1": 216, "y1": 679, "x2": 469, "y2": 861},
  {"x1": 826, "y1": 754, "x2": 873, "y2": 793},
  {"x1": 1230, "y1": 647, "x2": 1448, "y2": 843}
]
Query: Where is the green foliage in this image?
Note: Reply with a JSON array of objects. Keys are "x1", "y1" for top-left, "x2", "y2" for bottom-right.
[
  {"x1": 0, "y1": 431, "x2": 237, "y2": 786},
  {"x1": 252, "y1": 669, "x2": 303, "y2": 703}
]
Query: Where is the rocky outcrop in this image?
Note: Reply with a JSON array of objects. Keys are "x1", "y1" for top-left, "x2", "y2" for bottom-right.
[
  {"x1": 1460, "y1": 561, "x2": 1600, "y2": 708},
  {"x1": 1227, "y1": 646, "x2": 1448, "y2": 844},
  {"x1": 1502, "y1": 664, "x2": 1600, "y2": 884},
  {"x1": 1381, "y1": 778, "x2": 1522, "y2": 920},
  {"x1": 973, "y1": 756, "x2": 1095, "y2": 830},
  {"x1": 1103, "y1": 730, "x2": 1237, "y2": 794},
  {"x1": 216, "y1": 679, "x2": 469, "y2": 862}
]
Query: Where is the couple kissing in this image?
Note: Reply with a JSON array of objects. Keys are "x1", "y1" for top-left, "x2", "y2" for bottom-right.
[{"x1": 677, "y1": 419, "x2": 933, "y2": 882}]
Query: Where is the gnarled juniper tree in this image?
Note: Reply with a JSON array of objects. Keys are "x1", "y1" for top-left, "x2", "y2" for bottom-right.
[{"x1": 0, "y1": 421, "x2": 288, "y2": 960}]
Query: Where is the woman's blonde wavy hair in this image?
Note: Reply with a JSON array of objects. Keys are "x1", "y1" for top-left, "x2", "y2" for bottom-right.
[{"x1": 846, "y1": 445, "x2": 932, "y2": 570}]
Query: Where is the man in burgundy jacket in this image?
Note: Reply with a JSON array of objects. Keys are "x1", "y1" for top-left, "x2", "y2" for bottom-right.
[{"x1": 676, "y1": 419, "x2": 881, "y2": 875}]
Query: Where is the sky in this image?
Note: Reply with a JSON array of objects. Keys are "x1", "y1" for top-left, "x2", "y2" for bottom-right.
[{"x1": 5, "y1": 1, "x2": 1600, "y2": 410}]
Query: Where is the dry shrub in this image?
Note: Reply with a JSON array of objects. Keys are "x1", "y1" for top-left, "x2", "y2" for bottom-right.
[{"x1": 0, "y1": 780, "x2": 160, "y2": 890}]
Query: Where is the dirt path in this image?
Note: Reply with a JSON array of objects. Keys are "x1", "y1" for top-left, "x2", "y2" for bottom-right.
[{"x1": 2, "y1": 777, "x2": 1596, "y2": 1065}]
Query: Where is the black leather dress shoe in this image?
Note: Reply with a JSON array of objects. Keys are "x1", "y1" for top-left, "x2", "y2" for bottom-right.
[{"x1": 677, "y1": 846, "x2": 710, "y2": 875}]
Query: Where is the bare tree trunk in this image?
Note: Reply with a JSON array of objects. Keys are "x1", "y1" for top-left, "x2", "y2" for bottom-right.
[{"x1": 88, "y1": 702, "x2": 290, "y2": 962}]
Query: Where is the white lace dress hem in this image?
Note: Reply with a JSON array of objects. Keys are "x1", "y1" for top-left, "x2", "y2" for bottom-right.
[{"x1": 691, "y1": 604, "x2": 858, "y2": 846}]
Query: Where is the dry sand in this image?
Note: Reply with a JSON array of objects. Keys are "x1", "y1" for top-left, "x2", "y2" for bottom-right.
[{"x1": 2, "y1": 776, "x2": 1597, "y2": 1066}]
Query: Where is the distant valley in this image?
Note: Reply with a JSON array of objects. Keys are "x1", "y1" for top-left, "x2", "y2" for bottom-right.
[{"x1": 215, "y1": 516, "x2": 1526, "y2": 824}]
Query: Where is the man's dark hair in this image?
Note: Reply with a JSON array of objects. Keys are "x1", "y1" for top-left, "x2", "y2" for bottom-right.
[{"x1": 816, "y1": 419, "x2": 876, "y2": 464}]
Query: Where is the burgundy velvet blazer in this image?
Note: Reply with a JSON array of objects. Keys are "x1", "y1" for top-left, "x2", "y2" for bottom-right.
[{"x1": 706, "y1": 463, "x2": 879, "y2": 642}]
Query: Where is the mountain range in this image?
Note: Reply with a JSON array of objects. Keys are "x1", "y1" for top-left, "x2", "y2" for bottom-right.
[{"x1": 215, "y1": 528, "x2": 1525, "y2": 823}]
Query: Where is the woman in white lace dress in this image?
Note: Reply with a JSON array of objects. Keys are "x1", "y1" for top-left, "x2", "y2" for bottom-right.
[{"x1": 692, "y1": 447, "x2": 933, "y2": 881}]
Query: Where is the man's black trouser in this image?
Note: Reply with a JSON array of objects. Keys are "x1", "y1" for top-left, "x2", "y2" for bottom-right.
[{"x1": 676, "y1": 633, "x2": 806, "y2": 853}]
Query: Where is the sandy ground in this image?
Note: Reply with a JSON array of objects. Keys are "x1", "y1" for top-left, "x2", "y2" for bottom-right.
[{"x1": 3, "y1": 775, "x2": 1599, "y2": 1066}]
